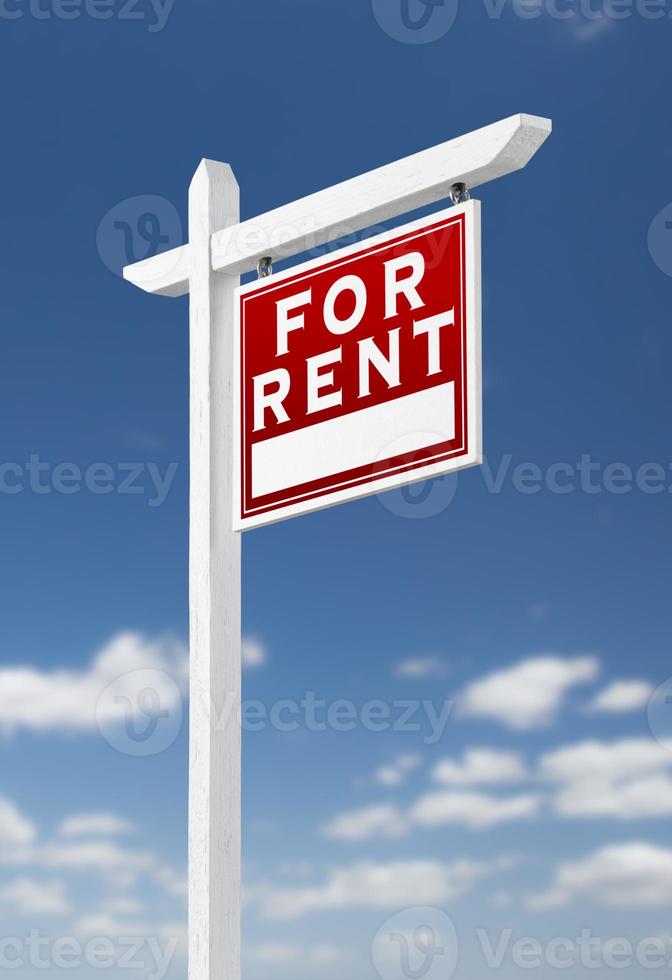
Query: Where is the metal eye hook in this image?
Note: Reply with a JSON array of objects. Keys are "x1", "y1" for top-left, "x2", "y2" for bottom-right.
[
  {"x1": 449, "y1": 182, "x2": 470, "y2": 205},
  {"x1": 257, "y1": 256, "x2": 273, "y2": 278}
]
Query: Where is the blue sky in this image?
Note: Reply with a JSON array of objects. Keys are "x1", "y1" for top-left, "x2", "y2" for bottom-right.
[{"x1": 0, "y1": 1, "x2": 672, "y2": 978}]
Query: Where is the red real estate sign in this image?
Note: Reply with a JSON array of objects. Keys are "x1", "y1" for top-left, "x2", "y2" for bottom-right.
[{"x1": 233, "y1": 200, "x2": 482, "y2": 530}]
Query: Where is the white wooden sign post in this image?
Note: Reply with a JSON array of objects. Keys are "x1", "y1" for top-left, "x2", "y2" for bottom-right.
[{"x1": 123, "y1": 112, "x2": 551, "y2": 980}]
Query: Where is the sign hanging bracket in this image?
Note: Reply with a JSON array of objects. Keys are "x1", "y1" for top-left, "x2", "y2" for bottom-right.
[
  {"x1": 450, "y1": 182, "x2": 470, "y2": 205},
  {"x1": 257, "y1": 255, "x2": 273, "y2": 278}
]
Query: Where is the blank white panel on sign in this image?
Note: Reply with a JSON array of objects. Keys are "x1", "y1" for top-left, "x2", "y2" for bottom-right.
[{"x1": 252, "y1": 382, "x2": 456, "y2": 498}]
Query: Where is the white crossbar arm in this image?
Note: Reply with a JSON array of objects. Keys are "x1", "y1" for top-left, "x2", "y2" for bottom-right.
[{"x1": 123, "y1": 112, "x2": 551, "y2": 298}]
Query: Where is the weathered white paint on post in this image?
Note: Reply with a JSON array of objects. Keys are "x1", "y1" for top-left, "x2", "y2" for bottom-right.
[
  {"x1": 124, "y1": 113, "x2": 551, "y2": 296},
  {"x1": 188, "y1": 160, "x2": 240, "y2": 980}
]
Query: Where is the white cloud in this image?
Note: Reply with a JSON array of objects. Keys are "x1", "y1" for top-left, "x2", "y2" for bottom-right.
[
  {"x1": 540, "y1": 738, "x2": 670, "y2": 783},
  {"x1": 0, "y1": 798, "x2": 184, "y2": 933},
  {"x1": 323, "y1": 787, "x2": 539, "y2": 840},
  {"x1": 489, "y1": 890, "x2": 514, "y2": 909},
  {"x1": 322, "y1": 804, "x2": 409, "y2": 841},
  {"x1": 0, "y1": 798, "x2": 36, "y2": 848},
  {"x1": 39, "y1": 840, "x2": 159, "y2": 889},
  {"x1": 256, "y1": 858, "x2": 492, "y2": 919},
  {"x1": 154, "y1": 865, "x2": 187, "y2": 897},
  {"x1": 104, "y1": 897, "x2": 146, "y2": 916},
  {"x1": 75, "y1": 912, "x2": 148, "y2": 936},
  {"x1": 74, "y1": 911, "x2": 186, "y2": 960},
  {"x1": 242, "y1": 638, "x2": 267, "y2": 670},
  {"x1": 460, "y1": 656, "x2": 600, "y2": 729},
  {"x1": 587, "y1": 680, "x2": 653, "y2": 713},
  {"x1": 0, "y1": 630, "x2": 268, "y2": 736},
  {"x1": 375, "y1": 766, "x2": 403, "y2": 786},
  {"x1": 375, "y1": 753, "x2": 422, "y2": 786},
  {"x1": 326, "y1": 735, "x2": 672, "y2": 843},
  {"x1": 57, "y1": 813, "x2": 136, "y2": 838},
  {"x1": 395, "y1": 656, "x2": 446, "y2": 678},
  {"x1": 432, "y1": 749, "x2": 528, "y2": 786},
  {"x1": 411, "y1": 790, "x2": 541, "y2": 829},
  {"x1": 73, "y1": 900, "x2": 186, "y2": 962},
  {"x1": 310, "y1": 944, "x2": 346, "y2": 964},
  {"x1": 540, "y1": 737, "x2": 672, "y2": 819},
  {"x1": 553, "y1": 774, "x2": 672, "y2": 820},
  {"x1": 0, "y1": 632, "x2": 187, "y2": 735},
  {"x1": 247, "y1": 943, "x2": 347, "y2": 966},
  {"x1": 0, "y1": 877, "x2": 71, "y2": 916},
  {"x1": 528, "y1": 842, "x2": 672, "y2": 909},
  {"x1": 0, "y1": 832, "x2": 184, "y2": 897}
]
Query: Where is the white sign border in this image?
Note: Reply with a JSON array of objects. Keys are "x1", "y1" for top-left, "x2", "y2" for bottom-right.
[{"x1": 233, "y1": 199, "x2": 482, "y2": 532}]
